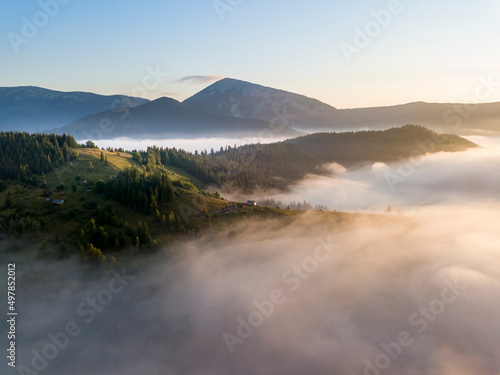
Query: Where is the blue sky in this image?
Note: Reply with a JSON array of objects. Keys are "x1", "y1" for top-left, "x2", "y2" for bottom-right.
[{"x1": 1, "y1": 0, "x2": 499, "y2": 108}]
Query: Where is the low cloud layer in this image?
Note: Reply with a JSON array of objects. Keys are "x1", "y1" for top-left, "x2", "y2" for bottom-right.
[
  {"x1": 236, "y1": 136, "x2": 500, "y2": 212},
  {"x1": 4, "y1": 202, "x2": 500, "y2": 375},
  {"x1": 4, "y1": 137, "x2": 500, "y2": 375},
  {"x1": 86, "y1": 135, "x2": 292, "y2": 153}
]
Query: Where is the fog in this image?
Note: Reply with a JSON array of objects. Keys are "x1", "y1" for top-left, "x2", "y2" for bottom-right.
[
  {"x1": 3, "y1": 138, "x2": 500, "y2": 375},
  {"x1": 80, "y1": 135, "x2": 292, "y2": 153},
  {"x1": 5, "y1": 204, "x2": 500, "y2": 375},
  {"x1": 231, "y1": 136, "x2": 500, "y2": 212}
]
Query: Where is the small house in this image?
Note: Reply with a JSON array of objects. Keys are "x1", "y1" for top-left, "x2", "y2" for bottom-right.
[
  {"x1": 86, "y1": 188, "x2": 93, "y2": 193},
  {"x1": 45, "y1": 198, "x2": 51, "y2": 203},
  {"x1": 247, "y1": 200, "x2": 257, "y2": 206},
  {"x1": 53, "y1": 199, "x2": 65, "y2": 205}
]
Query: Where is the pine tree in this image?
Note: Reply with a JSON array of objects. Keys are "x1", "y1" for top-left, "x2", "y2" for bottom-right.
[
  {"x1": 4, "y1": 193, "x2": 13, "y2": 209},
  {"x1": 80, "y1": 230, "x2": 87, "y2": 245}
]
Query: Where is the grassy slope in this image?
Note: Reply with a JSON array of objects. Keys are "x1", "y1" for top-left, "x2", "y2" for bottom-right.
[
  {"x1": 45, "y1": 148, "x2": 203, "y2": 187},
  {"x1": 164, "y1": 165, "x2": 204, "y2": 189},
  {"x1": 0, "y1": 150, "x2": 133, "y2": 246},
  {"x1": 0, "y1": 147, "x2": 391, "y2": 261}
]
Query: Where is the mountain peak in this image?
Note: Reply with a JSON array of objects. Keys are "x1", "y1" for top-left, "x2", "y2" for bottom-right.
[
  {"x1": 194, "y1": 77, "x2": 296, "y2": 97},
  {"x1": 205, "y1": 77, "x2": 269, "y2": 92},
  {"x1": 149, "y1": 96, "x2": 181, "y2": 106}
]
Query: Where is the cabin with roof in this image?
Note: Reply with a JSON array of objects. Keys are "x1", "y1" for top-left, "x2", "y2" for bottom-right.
[{"x1": 247, "y1": 200, "x2": 257, "y2": 206}]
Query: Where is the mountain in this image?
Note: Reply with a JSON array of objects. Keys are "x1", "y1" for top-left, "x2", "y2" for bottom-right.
[
  {"x1": 5, "y1": 82, "x2": 500, "y2": 137},
  {"x1": 281, "y1": 124, "x2": 477, "y2": 168},
  {"x1": 337, "y1": 101, "x2": 500, "y2": 135},
  {"x1": 0, "y1": 86, "x2": 149, "y2": 133},
  {"x1": 183, "y1": 78, "x2": 340, "y2": 132},
  {"x1": 184, "y1": 78, "x2": 500, "y2": 135},
  {"x1": 156, "y1": 125, "x2": 478, "y2": 192},
  {"x1": 56, "y1": 96, "x2": 301, "y2": 139}
]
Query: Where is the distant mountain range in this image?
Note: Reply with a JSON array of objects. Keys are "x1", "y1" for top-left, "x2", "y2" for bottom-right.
[
  {"x1": 184, "y1": 78, "x2": 500, "y2": 135},
  {"x1": 335, "y1": 101, "x2": 500, "y2": 135},
  {"x1": 0, "y1": 86, "x2": 148, "y2": 133},
  {"x1": 56, "y1": 96, "x2": 300, "y2": 139},
  {"x1": 1, "y1": 80, "x2": 500, "y2": 139}
]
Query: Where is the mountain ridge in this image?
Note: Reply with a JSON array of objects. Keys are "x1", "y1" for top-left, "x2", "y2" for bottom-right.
[
  {"x1": 183, "y1": 78, "x2": 340, "y2": 131},
  {"x1": 0, "y1": 86, "x2": 149, "y2": 133},
  {"x1": 184, "y1": 78, "x2": 500, "y2": 135},
  {"x1": 55, "y1": 95, "x2": 301, "y2": 139},
  {"x1": 3, "y1": 80, "x2": 500, "y2": 137}
]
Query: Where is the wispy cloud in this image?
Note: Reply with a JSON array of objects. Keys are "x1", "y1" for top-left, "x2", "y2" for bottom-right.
[
  {"x1": 177, "y1": 75, "x2": 225, "y2": 84},
  {"x1": 156, "y1": 91, "x2": 181, "y2": 98}
]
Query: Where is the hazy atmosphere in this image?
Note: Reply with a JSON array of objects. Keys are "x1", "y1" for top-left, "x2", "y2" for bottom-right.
[
  {"x1": 1, "y1": 1, "x2": 500, "y2": 375},
  {"x1": 6, "y1": 204, "x2": 500, "y2": 375},
  {"x1": 241, "y1": 136, "x2": 500, "y2": 211}
]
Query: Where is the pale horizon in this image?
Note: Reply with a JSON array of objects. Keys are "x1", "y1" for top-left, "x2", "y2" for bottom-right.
[
  {"x1": 2, "y1": 1, "x2": 499, "y2": 108},
  {"x1": 4, "y1": 78, "x2": 500, "y2": 110}
]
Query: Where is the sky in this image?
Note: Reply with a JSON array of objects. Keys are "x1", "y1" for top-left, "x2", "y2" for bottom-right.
[{"x1": 1, "y1": 0, "x2": 499, "y2": 108}]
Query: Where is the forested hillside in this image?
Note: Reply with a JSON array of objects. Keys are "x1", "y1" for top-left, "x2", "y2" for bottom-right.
[
  {"x1": 0, "y1": 126, "x2": 478, "y2": 262},
  {"x1": 0, "y1": 134, "x2": 224, "y2": 263},
  {"x1": 0, "y1": 132, "x2": 78, "y2": 184},
  {"x1": 131, "y1": 125, "x2": 477, "y2": 192}
]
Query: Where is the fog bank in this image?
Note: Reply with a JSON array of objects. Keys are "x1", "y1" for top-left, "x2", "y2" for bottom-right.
[
  {"x1": 5, "y1": 204, "x2": 500, "y2": 375},
  {"x1": 234, "y1": 137, "x2": 500, "y2": 212},
  {"x1": 78, "y1": 135, "x2": 292, "y2": 153}
]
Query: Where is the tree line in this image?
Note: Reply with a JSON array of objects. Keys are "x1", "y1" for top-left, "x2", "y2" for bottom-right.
[
  {"x1": 0, "y1": 132, "x2": 77, "y2": 184},
  {"x1": 127, "y1": 125, "x2": 475, "y2": 193}
]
